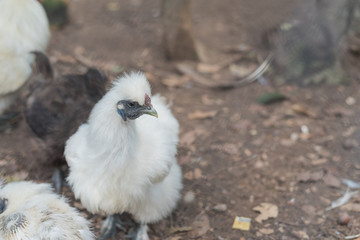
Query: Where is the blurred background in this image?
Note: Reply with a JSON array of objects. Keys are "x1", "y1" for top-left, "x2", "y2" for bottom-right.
[{"x1": 2, "y1": 0, "x2": 360, "y2": 239}]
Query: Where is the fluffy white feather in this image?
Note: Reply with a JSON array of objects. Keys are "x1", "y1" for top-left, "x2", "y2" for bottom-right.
[
  {"x1": 0, "y1": 181, "x2": 94, "y2": 240},
  {"x1": 65, "y1": 72, "x2": 182, "y2": 226},
  {"x1": 0, "y1": 0, "x2": 50, "y2": 113}
]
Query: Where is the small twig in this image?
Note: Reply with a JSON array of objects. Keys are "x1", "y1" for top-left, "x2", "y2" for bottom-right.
[
  {"x1": 326, "y1": 188, "x2": 359, "y2": 211},
  {"x1": 278, "y1": 220, "x2": 303, "y2": 227},
  {"x1": 176, "y1": 53, "x2": 273, "y2": 90},
  {"x1": 345, "y1": 233, "x2": 360, "y2": 240},
  {"x1": 74, "y1": 53, "x2": 94, "y2": 68}
]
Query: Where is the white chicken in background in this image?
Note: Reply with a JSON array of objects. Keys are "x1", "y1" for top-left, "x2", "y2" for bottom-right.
[
  {"x1": 65, "y1": 72, "x2": 182, "y2": 240},
  {"x1": 0, "y1": 181, "x2": 94, "y2": 240},
  {"x1": 0, "y1": 0, "x2": 50, "y2": 115}
]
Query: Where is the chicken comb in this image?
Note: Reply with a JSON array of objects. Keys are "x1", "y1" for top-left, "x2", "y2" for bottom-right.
[{"x1": 145, "y1": 94, "x2": 151, "y2": 106}]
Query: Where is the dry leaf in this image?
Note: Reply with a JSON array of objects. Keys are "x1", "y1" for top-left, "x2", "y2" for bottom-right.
[
  {"x1": 184, "y1": 171, "x2": 193, "y2": 180},
  {"x1": 201, "y1": 95, "x2": 223, "y2": 105},
  {"x1": 259, "y1": 228, "x2": 274, "y2": 235},
  {"x1": 223, "y1": 43, "x2": 252, "y2": 53},
  {"x1": 190, "y1": 212, "x2": 210, "y2": 237},
  {"x1": 168, "y1": 226, "x2": 193, "y2": 234},
  {"x1": 106, "y1": 2, "x2": 120, "y2": 11},
  {"x1": 161, "y1": 76, "x2": 189, "y2": 88},
  {"x1": 253, "y1": 203, "x2": 279, "y2": 223},
  {"x1": 52, "y1": 50, "x2": 77, "y2": 64},
  {"x1": 341, "y1": 203, "x2": 360, "y2": 212},
  {"x1": 180, "y1": 131, "x2": 196, "y2": 146},
  {"x1": 323, "y1": 173, "x2": 341, "y2": 188},
  {"x1": 293, "y1": 230, "x2": 309, "y2": 239},
  {"x1": 343, "y1": 126, "x2": 357, "y2": 137},
  {"x1": 291, "y1": 104, "x2": 317, "y2": 118},
  {"x1": 197, "y1": 63, "x2": 222, "y2": 74},
  {"x1": 311, "y1": 158, "x2": 328, "y2": 165},
  {"x1": 194, "y1": 168, "x2": 202, "y2": 179},
  {"x1": 229, "y1": 63, "x2": 257, "y2": 78},
  {"x1": 222, "y1": 143, "x2": 239, "y2": 155},
  {"x1": 188, "y1": 110, "x2": 217, "y2": 120},
  {"x1": 297, "y1": 171, "x2": 324, "y2": 182}
]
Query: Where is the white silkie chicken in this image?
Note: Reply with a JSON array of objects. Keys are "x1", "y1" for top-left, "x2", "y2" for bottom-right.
[
  {"x1": 65, "y1": 72, "x2": 182, "y2": 240},
  {"x1": 0, "y1": 0, "x2": 50, "y2": 115},
  {"x1": 0, "y1": 181, "x2": 94, "y2": 240}
]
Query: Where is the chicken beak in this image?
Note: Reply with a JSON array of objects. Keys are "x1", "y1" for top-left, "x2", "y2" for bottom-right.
[{"x1": 142, "y1": 105, "x2": 158, "y2": 118}]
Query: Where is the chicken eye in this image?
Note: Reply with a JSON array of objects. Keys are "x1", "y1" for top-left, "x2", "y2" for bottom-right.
[{"x1": 127, "y1": 102, "x2": 136, "y2": 108}]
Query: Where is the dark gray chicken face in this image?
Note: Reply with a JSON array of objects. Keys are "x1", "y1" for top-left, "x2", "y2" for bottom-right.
[
  {"x1": 0, "y1": 198, "x2": 8, "y2": 214},
  {"x1": 116, "y1": 99, "x2": 158, "y2": 121}
]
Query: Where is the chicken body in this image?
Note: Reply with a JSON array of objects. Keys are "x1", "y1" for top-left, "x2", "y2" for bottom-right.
[
  {"x1": 0, "y1": 181, "x2": 94, "y2": 240},
  {"x1": 65, "y1": 73, "x2": 182, "y2": 239},
  {"x1": 24, "y1": 53, "x2": 107, "y2": 172},
  {"x1": 0, "y1": 0, "x2": 50, "y2": 114}
]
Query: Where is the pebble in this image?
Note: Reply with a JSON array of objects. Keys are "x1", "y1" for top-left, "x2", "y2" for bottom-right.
[
  {"x1": 337, "y1": 212, "x2": 350, "y2": 225},
  {"x1": 213, "y1": 203, "x2": 227, "y2": 212},
  {"x1": 183, "y1": 190, "x2": 195, "y2": 203}
]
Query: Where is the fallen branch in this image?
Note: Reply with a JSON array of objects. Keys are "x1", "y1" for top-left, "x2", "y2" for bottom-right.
[{"x1": 176, "y1": 53, "x2": 273, "y2": 90}]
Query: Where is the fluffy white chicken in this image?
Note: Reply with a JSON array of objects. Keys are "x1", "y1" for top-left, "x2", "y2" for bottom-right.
[
  {"x1": 0, "y1": 181, "x2": 94, "y2": 240},
  {"x1": 65, "y1": 72, "x2": 182, "y2": 240},
  {"x1": 0, "y1": 0, "x2": 50, "y2": 114}
]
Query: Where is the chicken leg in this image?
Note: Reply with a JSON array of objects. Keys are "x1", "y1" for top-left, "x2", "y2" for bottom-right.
[
  {"x1": 98, "y1": 214, "x2": 134, "y2": 240},
  {"x1": 126, "y1": 224, "x2": 149, "y2": 240}
]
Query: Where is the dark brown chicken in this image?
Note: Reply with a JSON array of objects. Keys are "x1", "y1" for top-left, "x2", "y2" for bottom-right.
[{"x1": 24, "y1": 52, "x2": 107, "y2": 191}]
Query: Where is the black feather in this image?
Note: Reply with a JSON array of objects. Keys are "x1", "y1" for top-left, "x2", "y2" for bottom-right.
[{"x1": 24, "y1": 53, "x2": 107, "y2": 166}]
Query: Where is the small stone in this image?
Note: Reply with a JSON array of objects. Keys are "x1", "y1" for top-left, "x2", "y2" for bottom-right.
[
  {"x1": 301, "y1": 125, "x2": 309, "y2": 134},
  {"x1": 250, "y1": 129, "x2": 257, "y2": 136},
  {"x1": 244, "y1": 149, "x2": 252, "y2": 156},
  {"x1": 254, "y1": 160, "x2": 264, "y2": 169},
  {"x1": 183, "y1": 190, "x2": 195, "y2": 203},
  {"x1": 290, "y1": 133, "x2": 299, "y2": 141},
  {"x1": 337, "y1": 212, "x2": 350, "y2": 225},
  {"x1": 343, "y1": 138, "x2": 359, "y2": 150},
  {"x1": 346, "y1": 97, "x2": 356, "y2": 106},
  {"x1": 213, "y1": 204, "x2": 227, "y2": 212}
]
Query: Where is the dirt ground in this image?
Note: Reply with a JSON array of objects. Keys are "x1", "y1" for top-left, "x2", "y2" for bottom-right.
[{"x1": 2, "y1": 0, "x2": 360, "y2": 239}]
